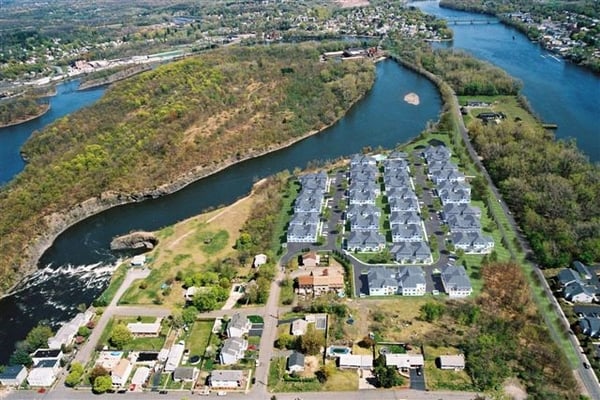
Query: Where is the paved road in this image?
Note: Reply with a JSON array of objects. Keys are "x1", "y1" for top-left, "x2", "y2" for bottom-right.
[{"x1": 449, "y1": 93, "x2": 600, "y2": 399}]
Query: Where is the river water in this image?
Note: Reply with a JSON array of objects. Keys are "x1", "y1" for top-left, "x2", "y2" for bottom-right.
[
  {"x1": 412, "y1": 0, "x2": 600, "y2": 163},
  {"x1": 0, "y1": 60, "x2": 442, "y2": 363}
]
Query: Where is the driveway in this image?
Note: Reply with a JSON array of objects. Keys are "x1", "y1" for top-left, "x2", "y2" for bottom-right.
[{"x1": 410, "y1": 368, "x2": 426, "y2": 391}]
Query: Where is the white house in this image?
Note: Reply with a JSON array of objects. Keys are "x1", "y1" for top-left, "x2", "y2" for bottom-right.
[
  {"x1": 131, "y1": 255, "x2": 146, "y2": 266},
  {"x1": 48, "y1": 310, "x2": 94, "y2": 349},
  {"x1": 164, "y1": 341, "x2": 185, "y2": 372},
  {"x1": 27, "y1": 359, "x2": 60, "y2": 387},
  {"x1": 337, "y1": 354, "x2": 373, "y2": 369},
  {"x1": 291, "y1": 319, "x2": 309, "y2": 336},
  {"x1": 127, "y1": 320, "x2": 161, "y2": 337},
  {"x1": 227, "y1": 313, "x2": 251, "y2": 338},
  {"x1": 219, "y1": 337, "x2": 248, "y2": 365},
  {"x1": 253, "y1": 254, "x2": 268, "y2": 268},
  {"x1": 209, "y1": 370, "x2": 244, "y2": 388},
  {"x1": 130, "y1": 366, "x2": 150, "y2": 387},
  {"x1": 385, "y1": 353, "x2": 424, "y2": 370}
]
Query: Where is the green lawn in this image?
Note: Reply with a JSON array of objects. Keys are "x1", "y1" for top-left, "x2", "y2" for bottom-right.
[
  {"x1": 94, "y1": 264, "x2": 128, "y2": 306},
  {"x1": 193, "y1": 228, "x2": 229, "y2": 255},
  {"x1": 423, "y1": 345, "x2": 474, "y2": 391},
  {"x1": 273, "y1": 180, "x2": 301, "y2": 255},
  {"x1": 184, "y1": 320, "x2": 215, "y2": 361},
  {"x1": 268, "y1": 357, "x2": 322, "y2": 392}
]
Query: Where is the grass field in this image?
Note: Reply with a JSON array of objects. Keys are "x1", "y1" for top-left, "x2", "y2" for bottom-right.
[
  {"x1": 119, "y1": 194, "x2": 255, "y2": 306},
  {"x1": 184, "y1": 320, "x2": 216, "y2": 361},
  {"x1": 423, "y1": 345, "x2": 473, "y2": 391},
  {"x1": 94, "y1": 264, "x2": 128, "y2": 306}
]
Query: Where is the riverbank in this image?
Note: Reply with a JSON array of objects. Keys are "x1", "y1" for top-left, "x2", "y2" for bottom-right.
[
  {"x1": 0, "y1": 103, "x2": 51, "y2": 128},
  {"x1": 1, "y1": 69, "x2": 377, "y2": 299},
  {"x1": 77, "y1": 65, "x2": 154, "y2": 91}
]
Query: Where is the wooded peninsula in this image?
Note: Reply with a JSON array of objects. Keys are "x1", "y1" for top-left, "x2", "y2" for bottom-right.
[{"x1": 0, "y1": 42, "x2": 375, "y2": 294}]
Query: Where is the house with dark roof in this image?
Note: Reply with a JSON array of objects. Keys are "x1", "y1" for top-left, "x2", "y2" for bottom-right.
[
  {"x1": 427, "y1": 160, "x2": 459, "y2": 174},
  {"x1": 386, "y1": 187, "x2": 417, "y2": 201},
  {"x1": 439, "y1": 189, "x2": 471, "y2": 205},
  {"x1": 287, "y1": 351, "x2": 306, "y2": 373},
  {"x1": 389, "y1": 197, "x2": 419, "y2": 212},
  {"x1": 391, "y1": 224, "x2": 424, "y2": 243},
  {"x1": 557, "y1": 268, "x2": 582, "y2": 288},
  {"x1": 294, "y1": 197, "x2": 323, "y2": 213},
  {"x1": 382, "y1": 159, "x2": 409, "y2": 173},
  {"x1": 564, "y1": 282, "x2": 596, "y2": 303},
  {"x1": 422, "y1": 145, "x2": 452, "y2": 163},
  {"x1": 349, "y1": 171, "x2": 378, "y2": 184},
  {"x1": 287, "y1": 225, "x2": 318, "y2": 243},
  {"x1": 383, "y1": 175, "x2": 412, "y2": 189},
  {"x1": 436, "y1": 181, "x2": 471, "y2": 197},
  {"x1": 346, "y1": 204, "x2": 381, "y2": 219},
  {"x1": 209, "y1": 370, "x2": 244, "y2": 388},
  {"x1": 440, "y1": 264, "x2": 472, "y2": 298},
  {"x1": 289, "y1": 212, "x2": 320, "y2": 227},
  {"x1": 349, "y1": 190, "x2": 377, "y2": 205},
  {"x1": 295, "y1": 190, "x2": 325, "y2": 205},
  {"x1": 347, "y1": 231, "x2": 386, "y2": 252},
  {"x1": 31, "y1": 349, "x2": 62, "y2": 365},
  {"x1": 442, "y1": 204, "x2": 481, "y2": 222},
  {"x1": 430, "y1": 169, "x2": 466, "y2": 185},
  {"x1": 447, "y1": 215, "x2": 481, "y2": 233},
  {"x1": 349, "y1": 214, "x2": 380, "y2": 231},
  {"x1": 389, "y1": 211, "x2": 421, "y2": 226},
  {"x1": 573, "y1": 261, "x2": 593, "y2": 281},
  {"x1": 299, "y1": 172, "x2": 329, "y2": 192},
  {"x1": 367, "y1": 267, "x2": 399, "y2": 296},
  {"x1": 391, "y1": 242, "x2": 433, "y2": 264},
  {"x1": 349, "y1": 181, "x2": 380, "y2": 195},
  {"x1": 397, "y1": 266, "x2": 426, "y2": 296},
  {"x1": 451, "y1": 232, "x2": 494, "y2": 254},
  {"x1": 0, "y1": 365, "x2": 27, "y2": 387},
  {"x1": 579, "y1": 317, "x2": 600, "y2": 338}
]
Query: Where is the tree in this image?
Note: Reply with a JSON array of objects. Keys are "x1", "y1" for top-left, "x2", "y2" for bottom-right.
[
  {"x1": 77, "y1": 326, "x2": 91, "y2": 337},
  {"x1": 9, "y1": 348, "x2": 32, "y2": 367},
  {"x1": 25, "y1": 324, "x2": 53, "y2": 351},
  {"x1": 109, "y1": 324, "x2": 132, "y2": 350},
  {"x1": 373, "y1": 355, "x2": 404, "y2": 388},
  {"x1": 93, "y1": 375, "x2": 112, "y2": 394},
  {"x1": 65, "y1": 362, "x2": 84, "y2": 387},
  {"x1": 89, "y1": 365, "x2": 109, "y2": 385},
  {"x1": 276, "y1": 332, "x2": 295, "y2": 349},
  {"x1": 193, "y1": 291, "x2": 218, "y2": 312},
  {"x1": 182, "y1": 306, "x2": 198, "y2": 325},
  {"x1": 299, "y1": 324, "x2": 324, "y2": 356}
]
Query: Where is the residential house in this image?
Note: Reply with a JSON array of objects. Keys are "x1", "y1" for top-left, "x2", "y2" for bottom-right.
[
  {"x1": 573, "y1": 261, "x2": 593, "y2": 281},
  {"x1": 209, "y1": 370, "x2": 244, "y2": 388},
  {"x1": 184, "y1": 286, "x2": 199, "y2": 302},
  {"x1": 173, "y1": 367, "x2": 199, "y2": 382},
  {"x1": 291, "y1": 319, "x2": 309, "y2": 336},
  {"x1": 349, "y1": 171, "x2": 378, "y2": 184},
  {"x1": 422, "y1": 145, "x2": 452, "y2": 163},
  {"x1": 389, "y1": 211, "x2": 421, "y2": 226},
  {"x1": 436, "y1": 181, "x2": 471, "y2": 197},
  {"x1": 111, "y1": 358, "x2": 132, "y2": 386},
  {"x1": 387, "y1": 150, "x2": 408, "y2": 160},
  {"x1": 386, "y1": 187, "x2": 417, "y2": 201},
  {"x1": 438, "y1": 354, "x2": 466, "y2": 370},
  {"x1": 557, "y1": 268, "x2": 582, "y2": 288},
  {"x1": 579, "y1": 317, "x2": 600, "y2": 338},
  {"x1": 302, "y1": 252, "x2": 320, "y2": 267},
  {"x1": 397, "y1": 266, "x2": 426, "y2": 296},
  {"x1": 430, "y1": 169, "x2": 465, "y2": 185},
  {"x1": 427, "y1": 160, "x2": 458, "y2": 174},
  {"x1": 367, "y1": 267, "x2": 399, "y2": 296},
  {"x1": 349, "y1": 214, "x2": 380, "y2": 231},
  {"x1": 347, "y1": 231, "x2": 386, "y2": 252},
  {"x1": 296, "y1": 270, "x2": 344, "y2": 296},
  {"x1": 349, "y1": 181, "x2": 380, "y2": 195},
  {"x1": 131, "y1": 366, "x2": 150, "y2": 387},
  {"x1": 294, "y1": 197, "x2": 323, "y2": 213},
  {"x1": 385, "y1": 353, "x2": 424, "y2": 370},
  {"x1": 382, "y1": 158, "x2": 409, "y2": 173},
  {"x1": 295, "y1": 190, "x2": 325, "y2": 204},
  {"x1": 391, "y1": 241, "x2": 433, "y2": 264},
  {"x1": 438, "y1": 189, "x2": 471, "y2": 205},
  {"x1": 337, "y1": 354, "x2": 373, "y2": 369},
  {"x1": 574, "y1": 305, "x2": 600, "y2": 319},
  {"x1": 383, "y1": 175, "x2": 412, "y2": 189},
  {"x1": 451, "y1": 232, "x2": 494, "y2": 254},
  {"x1": 253, "y1": 254, "x2": 268, "y2": 268},
  {"x1": 391, "y1": 224, "x2": 424, "y2": 243},
  {"x1": 440, "y1": 264, "x2": 473, "y2": 298},
  {"x1": 127, "y1": 320, "x2": 161, "y2": 337},
  {"x1": 31, "y1": 349, "x2": 62, "y2": 365},
  {"x1": 219, "y1": 337, "x2": 248, "y2": 365},
  {"x1": 289, "y1": 212, "x2": 320, "y2": 227},
  {"x1": 287, "y1": 351, "x2": 306, "y2": 373},
  {"x1": 299, "y1": 172, "x2": 329, "y2": 192},
  {"x1": 165, "y1": 341, "x2": 185, "y2": 372},
  {"x1": 564, "y1": 281, "x2": 596, "y2": 303},
  {"x1": 0, "y1": 365, "x2": 27, "y2": 387},
  {"x1": 389, "y1": 197, "x2": 419, "y2": 212},
  {"x1": 350, "y1": 154, "x2": 377, "y2": 167},
  {"x1": 131, "y1": 255, "x2": 146, "y2": 267},
  {"x1": 27, "y1": 359, "x2": 60, "y2": 387},
  {"x1": 287, "y1": 225, "x2": 318, "y2": 243},
  {"x1": 441, "y1": 204, "x2": 481, "y2": 222},
  {"x1": 447, "y1": 215, "x2": 481, "y2": 233},
  {"x1": 228, "y1": 313, "x2": 251, "y2": 338},
  {"x1": 346, "y1": 204, "x2": 381, "y2": 219},
  {"x1": 348, "y1": 190, "x2": 377, "y2": 205}
]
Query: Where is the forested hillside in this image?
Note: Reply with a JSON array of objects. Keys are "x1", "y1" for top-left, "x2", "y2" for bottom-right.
[{"x1": 0, "y1": 42, "x2": 375, "y2": 293}]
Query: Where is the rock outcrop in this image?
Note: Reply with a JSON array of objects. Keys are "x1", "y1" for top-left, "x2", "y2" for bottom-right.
[{"x1": 110, "y1": 231, "x2": 158, "y2": 251}]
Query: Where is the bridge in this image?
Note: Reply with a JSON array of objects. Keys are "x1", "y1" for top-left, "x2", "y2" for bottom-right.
[{"x1": 445, "y1": 17, "x2": 500, "y2": 25}]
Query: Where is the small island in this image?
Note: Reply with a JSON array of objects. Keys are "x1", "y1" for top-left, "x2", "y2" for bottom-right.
[{"x1": 403, "y1": 92, "x2": 420, "y2": 105}]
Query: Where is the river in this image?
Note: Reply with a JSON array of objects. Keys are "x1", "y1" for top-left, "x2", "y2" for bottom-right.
[
  {"x1": 0, "y1": 60, "x2": 442, "y2": 363},
  {"x1": 412, "y1": 0, "x2": 600, "y2": 163},
  {"x1": 0, "y1": 81, "x2": 106, "y2": 185}
]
